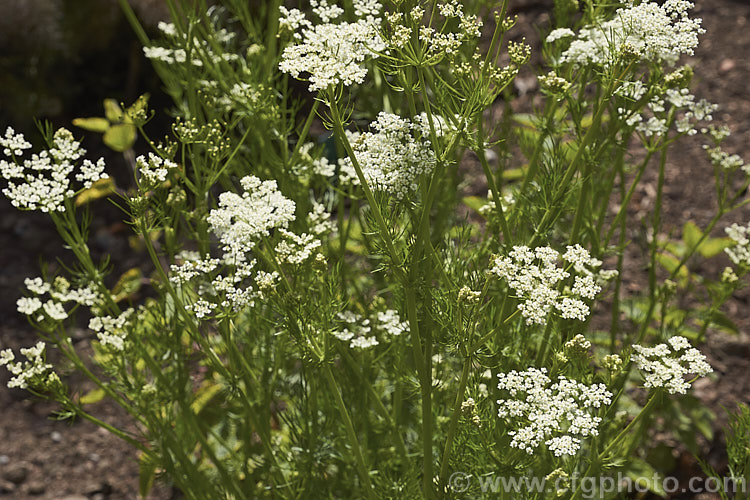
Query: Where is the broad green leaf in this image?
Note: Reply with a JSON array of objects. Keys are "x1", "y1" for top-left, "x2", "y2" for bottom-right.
[
  {"x1": 621, "y1": 297, "x2": 650, "y2": 323},
  {"x1": 80, "y1": 387, "x2": 106, "y2": 405},
  {"x1": 698, "y1": 237, "x2": 734, "y2": 258},
  {"x1": 678, "y1": 327, "x2": 701, "y2": 341},
  {"x1": 92, "y1": 344, "x2": 113, "y2": 366},
  {"x1": 103, "y1": 98, "x2": 124, "y2": 122},
  {"x1": 515, "y1": 125, "x2": 540, "y2": 145},
  {"x1": 625, "y1": 458, "x2": 666, "y2": 496},
  {"x1": 655, "y1": 252, "x2": 689, "y2": 280},
  {"x1": 647, "y1": 443, "x2": 677, "y2": 473},
  {"x1": 694, "y1": 409, "x2": 715, "y2": 440},
  {"x1": 103, "y1": 123, "x2": 136, "y2": 152},
  {"x1": 696, "y1": 310, "x2": 739, "y2": 335},
  {"x1": 75, "y1": 178, "x2": 116, "y2": 206},
  {"x1": 664, "y1": 307, "x2": 687, "y2": 328},
  {"x1": 462, "y1": 196, "x2": 487, "y2": 213},
  {"x1": 662, "y1": 241, "x2": 685, "y2": 257},
  {"x1": 512, "y1": 113, "x2": 537, "y2": 128},
  {"x1": 112, "y1": 268, "x2": 143, "y2": 302},
  {"x1": 683, "y1": 221, "x2": 703, "y2": 249},
  {"x1": 502, "y1": 167, "x2": 526, "y2": 181},
  {"x1": 72, "y1": 117, "x2": 110, "y2": 133}
]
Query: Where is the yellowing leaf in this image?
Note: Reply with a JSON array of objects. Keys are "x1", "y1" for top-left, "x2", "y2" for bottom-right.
[
  {"x1": 502, "y1": 167, "x2": 527, "y2": 181},
  {"x1": 462, "y1": 196, "x2": 487, "y2": 213},
  {"x1": 103, "y1": 98, "x2": 124, "y2": 122},
  {"x1": 698, "y1": 237, "x2": 733, "y2": 258},
  {"x1": 72, "y1": 117, "x2": 110, "y2": 133},
  {"x1": 75, "y1": 178, "x2": 116, "y2": 206},
  {"x1": 655, "y1": 252, "x2": 689, "y2": 280},
  {"x1": 103, "y1": 123, "x2": 136, "y2": 152},
  {"x1": 112, "y1": 268, "x2": 143, "y2": 302},
  {"x1": 80, "y1": 387, "x2": 107, "y2": 405},
  {"x1": 683, "y1": 221, "x2": 703, "y2": 249}
]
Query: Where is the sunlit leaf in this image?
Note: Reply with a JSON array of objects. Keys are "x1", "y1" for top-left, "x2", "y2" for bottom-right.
[
  {"x1": 75, "y1": 178, "x2": 116, "y2": 206},
  {"x1": 698, "y1": 237, "x2": 733, "y2": 258},
  {"x1": 112, "y1": 268, "x2": 143, "y2": 302},
  {"x1": 683, "y1": 221, "x2": 702, "y2": 250},
  {"x1": 80, "y1": 387, "x2": 106, "y2": 405},
  {"x1": 103, "y1": 123, "x2": 136, "y2": 152},
  {"x1": 462, "y1": 196, "x2": 487, "y2": 213},
  {"x1": 103, "y1": 98, "x2": 124, "y2": 122},
  {"x1": 72, "y1": 117, "x2": 110, "y2": 133}
]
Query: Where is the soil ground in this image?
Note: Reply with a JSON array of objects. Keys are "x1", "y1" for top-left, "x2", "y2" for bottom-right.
[{"x1": 1, "y1": 0, "x2": 750, "y2": 498}]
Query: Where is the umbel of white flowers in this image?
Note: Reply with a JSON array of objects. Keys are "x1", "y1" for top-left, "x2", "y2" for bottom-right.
[
  {"x1": 548, "y1": 0, "x2": 704, "y2": 67},
  {"x1": 495, "y1": 367, "x2": 612, "y2": 457}
]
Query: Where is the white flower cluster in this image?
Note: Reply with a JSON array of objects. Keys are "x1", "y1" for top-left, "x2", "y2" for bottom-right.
[
  {"x1": 279, "y1": 0, "x2": 385, "y2": 91},
  {"x1": 89, "y1": 309, "x2": 134, "y2": 351},
  {"x1": 136, "y1": 153, "x2": 177, "y2": 187},
  {"x1": 174, "y1": 181, "x2": 332, "y2": 320},
  {"x1": 17, "y1": 276, "x2": 100, "y2": 323},
  {"x1": 170, "y1": 252, "x2": 258, "y2": 320},
  {"x1": 333, "y1": 308, "x2": 408, "y2": 349},
  {"x1": 341, "y1": 112, "x2": 438, "y2": 199},
  {"x1": 705, "y1": 145, "x2": 746, "y2": 174},
  {"x1": 169, "y1": 255, "x2": 221, "y2": 284},
  {"x1": 308, "y1": 201, "x2": 335, "y2": 236},
  {"x1": 199, "y1": 80, "x2": 269, "y2": 116},
  {"x1": 0, "y1": 128, "x2": 108, "y2": 212},
  {"x1": 489, "y1": 245, "x2": 615, "y2": 326},
  {"x1": 496, "y1": 367, "x2": 612, "y2": 456},
  {"x1": 375, "y1": 309, "x2": 408, "y2": 336},
  {"x1": 143, "y1": 22, "x2": 239, "y2": 67},
  {"x1": 479, "y1": 189, "x2": 515, "y2": 218},
  {"x1": 0, "y1": 342, "x2": 55, "y2": 390},
  {"x1": 555, "y1": 0, "x2": 704, "y2": 67},
  {"x1": 334, "y1": 311, "x2": 378, "y2": 348},
  {"x1": 632, "y1": 336, "x2": 712, "y2": 394},
  {"x1": 545, "y1": 28, "x2": 575, "y2": 44},
  {"x1": 0, "y1": 126, "x2": 32, "y2": 156},
  {"x1": 414, "y1": 1, "x2": 483, "y2": 60},
  {"x1": 616, "y1": 80, "x2": 718, "y2": 137},
  {"x1": 207, "y1": 175, "x2": 297, "y2": 262},
  {"x1": 275, "y1": 229, "x2": 322, "y2": 265},
  {"x1": 724, "y1": 222, "x2": 750, "y2": 267}
]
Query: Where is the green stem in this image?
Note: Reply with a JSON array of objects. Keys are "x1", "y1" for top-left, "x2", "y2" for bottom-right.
[
  {"x1": 529, "y1": 81, "x2": 612, "y2": 247},
  {"x1": 71, "y1": 399, "x2": 149, "y2": 452},
  {"x1": 610, "y1": 161, "x2": 628, "y2": 352},
  {"x1": 322, "y1": 364, "x2": 375, "y2": 498},
  {"x1": 518, "y1": 99, "x2": 559, "y2": 197},
  {"x1": 603, "y1": 150, "x2": 655, "y2": 248},
  {"x1": 289, "y1": 99, "x2": 321, "y2": 166},
  {"x1": 570, "y1": 394, "x2": 659, "y2": 500},
  {"x1": 638, "y1": 147, "x2": 668, "y2": 345},
  {"x1": 327, "y1": 94, "x2": 402, "y2": 275},
  {"x1": 438, "y1": 354, "x2": 472, "y2": 486},
  {"x1": 116, "y1": 0, "x2": 150, "y2": 46},
  {"x1": 668, "y1": 210, "x2": 723, "y2": 281},
  {"x1": 534, "y1": 318, "x2": 557, "y2": 367},
  {"x1": 338, "y1": 347, "x2": 409, "y2": 463},
  {"x1": 601, "y1": 393, "x2": 659, "y2": 458},
  {"x1": 476, "y1": 113, "x2": 511, "y2": 246}
]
